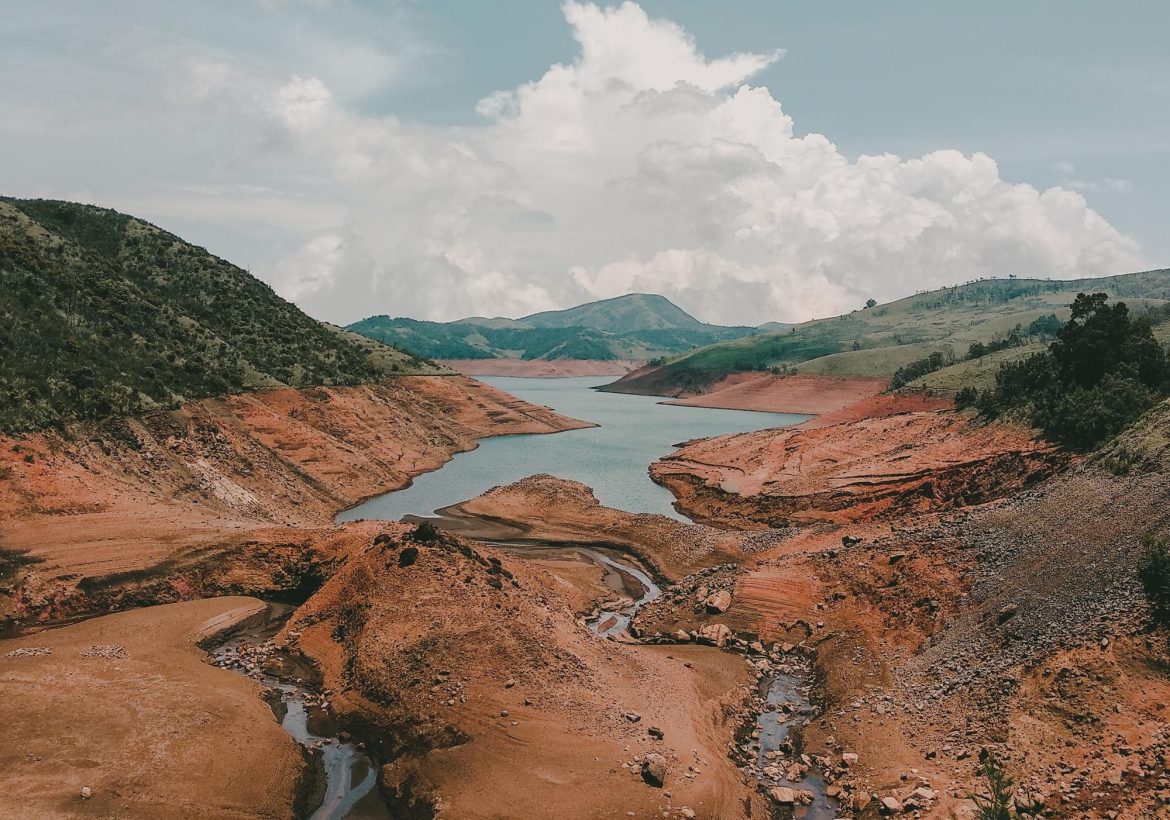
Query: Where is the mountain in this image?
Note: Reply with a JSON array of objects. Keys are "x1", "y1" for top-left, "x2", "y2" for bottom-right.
[
  {"x1": 520, "y1": 293, "x2": 711, "y2": 332},
  {"x1": 603, "y1": 271, "x2": 1170, "y2": 396},
  {"x1": 348, "y1": 294, "x2": 758, "y2": 361},
  {"x1": 0, "y1": 197, "x2": 444, "y2": 434}
]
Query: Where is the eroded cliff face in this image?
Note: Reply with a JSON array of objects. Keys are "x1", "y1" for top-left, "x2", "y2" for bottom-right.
[
  {"x1": 650, "y1": 409, "x2": 1071, "y2": 528},
  {"x1": 0, "y1": 376, "x2": 590, "y2": 624}
]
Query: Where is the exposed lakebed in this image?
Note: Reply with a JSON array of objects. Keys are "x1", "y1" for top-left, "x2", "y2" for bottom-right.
[{"x1": 325, "y1": 377, "x2": 827, "y2": 815}]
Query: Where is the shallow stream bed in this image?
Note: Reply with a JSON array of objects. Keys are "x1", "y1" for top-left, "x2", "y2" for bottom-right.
[{"x1": 208, "y1": 604, "x2": 390, "y2": 820}]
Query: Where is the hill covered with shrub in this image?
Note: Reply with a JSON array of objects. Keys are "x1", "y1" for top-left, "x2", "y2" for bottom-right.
[
  {"x1": 0, "y1": 198, "x2": 441, "y2": 433},
  {"x1": 603, "y1": 271, "x2": 1170, "y2": 397}
]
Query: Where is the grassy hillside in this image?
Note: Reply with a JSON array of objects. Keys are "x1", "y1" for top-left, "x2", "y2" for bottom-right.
[
  {"x1": 0, "y1": 198, "x2": 443, "y2": 434},
  {"x1": 521, "y1": 293, "x2": 710, "y2": 332},
  {"x1": 604, "y1": 272, "x2": 1170, "y2": 395},
  {"x1": 349, "y1": 294, "x2": 757, "y2": 361}
]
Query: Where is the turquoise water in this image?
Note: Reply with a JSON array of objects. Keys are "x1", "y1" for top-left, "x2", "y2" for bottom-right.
[{"x1": 338, "y1": 376, "x2": 808, "y2": 523}]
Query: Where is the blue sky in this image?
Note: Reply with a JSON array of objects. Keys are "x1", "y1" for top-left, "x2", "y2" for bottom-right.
[{"x1": 2, "y1": 1, "x2": 1166, "y2": 324}]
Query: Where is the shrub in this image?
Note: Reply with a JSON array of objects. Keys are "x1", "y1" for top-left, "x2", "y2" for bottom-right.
[
  {"x1": 970, "y1": 750, "x2": 1018, "y2": 820},
  {"x1": 973, "y1": 294, "x2": 1170, "y2": 450},
  {"x1": 954, "y1": 386, "x2": 979, "y2": 409},
  {"x1": 1138, "y1": 535, "x2": 1170, "y2": 625}
]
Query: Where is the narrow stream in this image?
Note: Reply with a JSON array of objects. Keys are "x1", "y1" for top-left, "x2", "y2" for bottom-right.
[
  {"x1": 208, "y1": 605, "x2": 387, "y2": 820},
  {"x1": 745, "y1": 654, "x2": 834, "y2": 818}
]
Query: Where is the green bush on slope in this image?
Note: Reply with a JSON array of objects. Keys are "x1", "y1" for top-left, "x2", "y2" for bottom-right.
[
  {"x1": 970, "y1": 293, "x2": 1170, "y2": 450},
  {"x1": 0, "y1": 198, "x2": 431, "y2": 434}
]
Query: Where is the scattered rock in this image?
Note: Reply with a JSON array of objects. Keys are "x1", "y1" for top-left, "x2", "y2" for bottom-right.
[
  {"x1": 641, "y1": 752, "x2": 667, "y2": 787},
  {"x1": 770, "y1": 786, "x2": 796, "y2": 804}
]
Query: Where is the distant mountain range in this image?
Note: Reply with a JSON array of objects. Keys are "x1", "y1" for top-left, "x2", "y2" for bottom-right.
[{"x1": 348, "y1": 294, "x2": 762, "y2": 361}]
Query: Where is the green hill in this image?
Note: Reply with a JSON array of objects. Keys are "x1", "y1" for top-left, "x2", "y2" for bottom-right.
[
  {"x1": 520, "y1": 293, "x2": 710, "y2": 332},
  {"x1": 603, "y1": 271, "x2": 1170, "y2": 395},
  {"x1": 0, "y1": 197, "x2": 444, "y2": 434},
  {"x1": 348, "y1": 294, "x2": 758, "y2": 361}
]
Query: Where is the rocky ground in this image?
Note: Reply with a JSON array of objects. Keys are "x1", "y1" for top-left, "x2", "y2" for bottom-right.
[
  {"x1": 3, "y1": 371, "x2": 1169, "y2": 819},
  {"x1": 0, "y1": 375, "x2": 588, "y2": 627},
  {"x1": 278, "y1": 523, "x2": 758, "y2": 818},
  {"x1": 631, "y1": 397, "x2": 1170, "y2": 818}
]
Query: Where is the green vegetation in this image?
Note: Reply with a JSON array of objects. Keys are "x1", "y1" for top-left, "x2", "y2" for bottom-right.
[
  {"x1": 1138, "y1": 535, "x2": 1170, "y2": 626},
  {"x1": 604, "y1": 271, "x2": 1170, "y2": 396},
  {"x1": 348, "y1": 294, "x2": 758, "y2": 361},
  {"x1": 0, "y1": 198, "x2": 441, "y2": 434},
  {"x1": 890, "y1": 351, "x2": 956, "y2": 389},
  {"x1": 971, "y1": 294, "x2": 1169, "y2": 450},
  {"x1": 970, "y1": 751, "x2": 1020, "y2": 820},
  {"x1": 519, "y1": 292, "x2": 713, "y2": 332}
]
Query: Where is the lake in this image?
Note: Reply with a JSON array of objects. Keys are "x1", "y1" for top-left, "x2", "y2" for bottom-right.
[{"x1": 337, "y1": 376, "x2": 808, "y2": 523}]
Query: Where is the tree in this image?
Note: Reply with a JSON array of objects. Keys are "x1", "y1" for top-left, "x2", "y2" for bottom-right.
[
  {"x1": 974, "y1": 294, "x2": 1170, "y2": 450},
  {"x1": 865, "y1": 298, "x2": 877, "y2": 309}
]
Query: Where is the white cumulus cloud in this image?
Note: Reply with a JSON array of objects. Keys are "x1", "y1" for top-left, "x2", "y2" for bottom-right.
[
  {"x1": 243, "y1": 1, "x2": 1142, "y2": 324},
  {"x1": 1, "y1": 1, "x2": 1146, "y2": 326}
]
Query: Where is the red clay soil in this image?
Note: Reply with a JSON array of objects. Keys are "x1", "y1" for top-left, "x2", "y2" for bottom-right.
[
  {"x1": 441, "y1": 359, "x2": 642, "y2": 378},
  {"x1": 663, "y1": 372, "x2": 889, "y2": 415},
  {"x1": 650, "y1": 409, "x2": 1071, "y2": 528},
  {"x1": 0, "y1": 376, "x2": 588, "y2": 622},
  {"x1": 281, "y1": 524, "x2": 757, "y2": 820},
  {"x1": 445, "y1": 473, "x2": 782, "y2": 579},
  {"x1": 797, "y1": 389, "x2": 954, "y2": 429},
  {"x1": 0, "y1": 597, "x2": 307, "y2": 818}
]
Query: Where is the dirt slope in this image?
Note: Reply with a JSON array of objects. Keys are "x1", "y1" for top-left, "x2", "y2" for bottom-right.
[
  {"x1": 281, "y1": 524, "x2": 755, "y2": 819},
  {"x1": 662, "y1": 372, "x2": 889, "y2": 414},
  {"x1": 651, "y1": 409, "x2": 1070, "y2": 527},
  {"x1": 0, "y1": 376, "x2": 588, "y2": 623},
  {"x1": 0, "y1": 597, "x2": 305, "y2": 819}
]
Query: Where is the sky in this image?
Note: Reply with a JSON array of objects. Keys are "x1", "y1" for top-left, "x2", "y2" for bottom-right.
[{"x1": 2, "y1": 1, "x2": 1167, "y2": 327}]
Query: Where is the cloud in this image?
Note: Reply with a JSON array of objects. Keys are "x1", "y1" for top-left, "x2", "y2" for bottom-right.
[
  {"x1": 0, "y1": 1, "x2": 1146, "y2": 326},
  {"x1": 1055, "y1": 161, "x2": 1136, "y2": 195}
]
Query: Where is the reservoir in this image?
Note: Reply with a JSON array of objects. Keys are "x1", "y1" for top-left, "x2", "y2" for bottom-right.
[{"x1": 338, "y1": 376, "x2": 808, "y2": 524}]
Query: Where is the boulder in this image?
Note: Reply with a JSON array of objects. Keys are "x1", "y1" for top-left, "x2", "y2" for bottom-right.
[
  {"x1": 704, "y1": 589, "x2": 732, "y2": 613},
  {"x1": 641, "y1": 752, "x2": 667, "y2": 787},
  {"x1": 697, "y1": 623, "x2": 733, "y2": 647},
  {"x1": 770, "y1": 787, "x2": 796, "y2": 805},
  {"x1": 880, "y1": 795, "x2": 903, "y2": 813}
]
